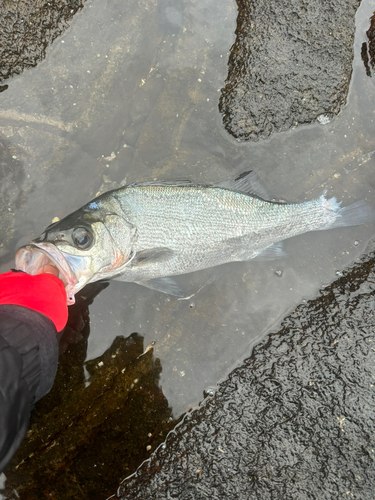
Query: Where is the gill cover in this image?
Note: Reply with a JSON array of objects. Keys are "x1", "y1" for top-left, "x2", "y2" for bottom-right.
[{"x1": 96, "y1": 214, "x2": 136, "y2": 273}]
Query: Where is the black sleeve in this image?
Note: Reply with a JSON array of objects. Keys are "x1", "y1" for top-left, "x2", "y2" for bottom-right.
[{"x1": 0, "y1": 305, "x2": 59, "y2": 473}]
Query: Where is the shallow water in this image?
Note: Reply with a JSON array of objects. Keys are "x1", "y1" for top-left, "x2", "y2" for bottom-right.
[{"x1": 0, "y1": 0, "x2": 374, "y2": 420}]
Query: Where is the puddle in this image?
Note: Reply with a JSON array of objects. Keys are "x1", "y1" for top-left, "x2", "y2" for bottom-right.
[{"x1": 0, "y1": 0, "x2": 374, "y2": 416}]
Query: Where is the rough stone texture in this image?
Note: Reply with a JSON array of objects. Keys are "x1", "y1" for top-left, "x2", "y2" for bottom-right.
[
  {"x1": 117, "y1": 251, "x2": 375, "y2": 500},
  {"x1": 219, "y1": 0, "x2": 361, "y2": 141},
  {"x1": 0, "y1": 0, "x2": 85, "y2": 84}
]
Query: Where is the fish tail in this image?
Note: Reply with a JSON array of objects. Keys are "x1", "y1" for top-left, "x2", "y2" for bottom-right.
[{"x1": 320, "y1": 193, "x2": 375, "y2": 228}]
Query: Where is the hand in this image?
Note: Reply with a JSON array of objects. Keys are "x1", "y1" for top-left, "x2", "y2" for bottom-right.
[{"x1": 0, "y1": 270, "x2": 68, "y2": 332}]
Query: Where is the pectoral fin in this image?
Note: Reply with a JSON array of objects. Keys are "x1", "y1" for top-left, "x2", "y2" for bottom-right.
[
  {"x1": 135, "y1": 277, "x2": 185, "y2": 297},
  {"x1": 133, "y1": 247, "x2": 176, "y2": 266}
]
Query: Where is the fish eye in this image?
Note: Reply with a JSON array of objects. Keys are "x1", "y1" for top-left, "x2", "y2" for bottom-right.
[{"x1": 72, "y1": 227, "x2": 93, "y2": 250}]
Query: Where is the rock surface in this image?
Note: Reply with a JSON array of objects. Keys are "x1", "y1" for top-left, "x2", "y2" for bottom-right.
[
  {"x1": 0, "y1": 0, "x2": 85, "y2": 84},
  {"x1": 219, "y1": 0, "x2": 361, "y2": 141}
]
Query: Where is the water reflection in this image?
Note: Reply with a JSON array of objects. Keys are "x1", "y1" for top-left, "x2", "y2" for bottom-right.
[
  {"x1": 0, "y1": 0, "x2": 374, "y2": 435},
  {"x1": 2, "y1": 283, "x2": 176, "y2": 499}
]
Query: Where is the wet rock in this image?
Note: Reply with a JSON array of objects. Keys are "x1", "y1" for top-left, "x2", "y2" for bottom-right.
[
  {"x1": 0, "y1": 0, "x2": 85, "y2": 83},
  {"x1": 130, "y1": 77, "x2": 165, "y2": 126},
  {"x1": 219, "y1": 0, "x2": 360, "y2": 141},
  {"x1": 0, "y1": 121, "x2": 103, "y2": 254},
  {"x1": 0, "y1": 135, "x2": 25, "y2": 256},
  {"x1": 361, "y1": 11, "x2": 375, "y2": 76},
  {"x1": 117, "y1": 252, "x2": 375, "y2": 499},
  {"x1": 98, "y1": 145, "x2": 136, "y2": 185}
]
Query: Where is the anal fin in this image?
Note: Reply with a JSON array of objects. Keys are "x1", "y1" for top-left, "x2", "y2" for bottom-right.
[
  {"x1": 251, "y1": 242, "x2": 286, "y2": 261},
  {"x1": 135, "y1": 277, "x2": 185, "y2": 297}
]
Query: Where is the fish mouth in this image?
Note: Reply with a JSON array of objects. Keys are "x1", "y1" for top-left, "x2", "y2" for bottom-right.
[{"x1": 15, "y1": 243, "x2": 78, "y2": 305}]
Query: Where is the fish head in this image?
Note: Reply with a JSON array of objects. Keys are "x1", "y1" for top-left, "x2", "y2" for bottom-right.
[{"x1": 15, "y1": 202, "x2": 136, "y2": 305}]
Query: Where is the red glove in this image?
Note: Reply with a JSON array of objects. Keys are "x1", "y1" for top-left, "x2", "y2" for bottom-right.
[{"x1": 0, "y1": 269, "x2": 68, "y2": 332}]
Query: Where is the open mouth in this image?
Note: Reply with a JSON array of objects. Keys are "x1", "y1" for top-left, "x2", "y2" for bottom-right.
[{"x1": 15, "y1": 243, "x2": 78, "y2": 305}]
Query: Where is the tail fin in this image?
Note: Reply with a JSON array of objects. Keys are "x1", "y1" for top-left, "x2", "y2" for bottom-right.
[{"x1": 329, "y1": 199, "x2": 375, "y2": 228}]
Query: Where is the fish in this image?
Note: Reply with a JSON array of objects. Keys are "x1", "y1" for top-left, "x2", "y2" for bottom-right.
[{"x1": 15, "y1": 171, "x2": 375, "y2": 305}]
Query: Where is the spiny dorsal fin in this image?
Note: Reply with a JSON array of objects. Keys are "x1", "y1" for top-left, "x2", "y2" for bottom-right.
[{"x1": 215, "y1": 170, "x2": 270, "y2": 200}]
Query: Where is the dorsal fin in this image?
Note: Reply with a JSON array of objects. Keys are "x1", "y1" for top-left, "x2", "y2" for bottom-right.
[
  {"x1": 127, "y1": 171, "x2": 271, "y2": 200},
  {"x1": 215, "y1": 170, "x2": 270, "y2": 200}
]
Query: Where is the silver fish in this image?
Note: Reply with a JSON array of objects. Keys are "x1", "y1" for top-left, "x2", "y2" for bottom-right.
[{"x1": 15, "y1": 171, "x2": 375, "y2": 304}]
